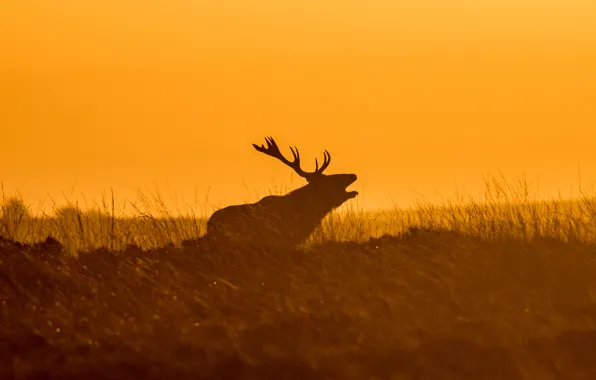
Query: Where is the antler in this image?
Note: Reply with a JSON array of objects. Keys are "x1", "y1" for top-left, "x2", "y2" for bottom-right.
[{"x1": 252, "y1": 136, "x2": 331, "y2": 181}]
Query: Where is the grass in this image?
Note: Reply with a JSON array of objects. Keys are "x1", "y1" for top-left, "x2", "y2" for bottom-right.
[
  {"x1": 2, "y1": 174, "x2": 596, "y2": 253},
  {"x1": 2, "y1": 174, "x2": 596, "y2": 379}
]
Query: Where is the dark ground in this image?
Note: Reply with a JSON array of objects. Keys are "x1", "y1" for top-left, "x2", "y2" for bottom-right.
[{"x1": 1, "y1": 229, "x2": 596, "y2": 379}]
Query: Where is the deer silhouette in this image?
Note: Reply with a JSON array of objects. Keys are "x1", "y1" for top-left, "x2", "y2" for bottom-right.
[{"x1": 204, "y1": 137, "x2": 358, "y2": 249}]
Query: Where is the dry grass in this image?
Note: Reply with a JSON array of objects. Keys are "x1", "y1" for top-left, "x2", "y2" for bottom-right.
[
  {"x1": 2, "y1": 174, "x2": 596, "y2": 379},
  {"x1": 2, "y1": 174, "x2": 596, "y2": 253},
  {"x1": 2, "y1": 221, "x2": 596, "y2": 379}
]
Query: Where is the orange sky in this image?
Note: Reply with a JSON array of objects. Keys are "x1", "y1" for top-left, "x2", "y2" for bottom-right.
[{"x1": 1, "y1": 0, "x2": 595, "y2": 214}]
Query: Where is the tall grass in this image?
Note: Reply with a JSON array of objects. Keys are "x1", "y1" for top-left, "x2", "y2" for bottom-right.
[
  {"x1": 2, "y1": 174, "x2": 596, "y2": 254},
  {"x1": 309, "y1": 173, "x2": 596, "y2": 245},
  {"x1": 1, "y1": 186, "x2": 208, "y2": 254}
]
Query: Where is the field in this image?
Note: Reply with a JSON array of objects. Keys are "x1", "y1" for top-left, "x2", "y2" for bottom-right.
[{"x1": 2, "y1": 176, "x2": 596, "y2": 379}]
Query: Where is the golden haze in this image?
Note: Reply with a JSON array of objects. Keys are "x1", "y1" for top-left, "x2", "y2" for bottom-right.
[{"x1": 1, "y1": 0, "x2": 595, "y2": 213}]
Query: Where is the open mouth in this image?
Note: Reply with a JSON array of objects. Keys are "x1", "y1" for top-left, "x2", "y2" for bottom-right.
[{"x1": 345, "y1": 176, "x2": 358, "y2": 197}]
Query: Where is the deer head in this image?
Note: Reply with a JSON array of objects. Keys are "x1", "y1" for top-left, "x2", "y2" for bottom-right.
[{"x1": 252, "y1": 137, "x2": 358, "y2": 206}]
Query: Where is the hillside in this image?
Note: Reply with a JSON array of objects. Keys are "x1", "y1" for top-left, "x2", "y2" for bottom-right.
[{"x1": 2, "y1": 229, "x2": 596, "y2": 379}]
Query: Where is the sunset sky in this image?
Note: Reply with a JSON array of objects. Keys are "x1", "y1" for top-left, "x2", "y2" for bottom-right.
[{"x1": 2, "y1": 0, "x2": 595, "y2": 214}]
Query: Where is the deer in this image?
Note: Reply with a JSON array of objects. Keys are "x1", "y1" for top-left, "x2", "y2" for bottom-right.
[{"x1": 201, "y1": 136, "x2": 358, "y2": 250}]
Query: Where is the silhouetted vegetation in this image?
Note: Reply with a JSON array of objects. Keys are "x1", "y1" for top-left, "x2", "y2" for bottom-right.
[
  {"x1": 2, "y1": 175, "x2": 596, "y2": 379},
  {"x1": 2, "y1": 174, "x2": 596, "y2": 253},
  {"x1": 0, "y1": 196, "x2": 31, "y2": 241}
]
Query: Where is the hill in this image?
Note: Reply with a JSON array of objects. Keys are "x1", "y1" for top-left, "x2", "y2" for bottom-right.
[{"x1": 2, "y1": 229, "x2": 596, "y2": 379}]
